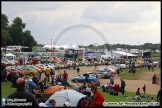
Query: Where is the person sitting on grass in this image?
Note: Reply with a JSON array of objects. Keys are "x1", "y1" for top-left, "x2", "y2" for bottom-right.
[
  {"x1": 136, "y1": 88, "x2": 141, "y2": 96},
  {"x1": 135, "y1": 93, "x2": 143, "y2": 102},
  {"x1": 149, "y1": 97, "x2": 154, "y2": 102}
]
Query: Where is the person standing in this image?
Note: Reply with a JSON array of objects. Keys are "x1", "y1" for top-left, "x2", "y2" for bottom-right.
[
  {"x1": 77, "y1": 67, "x2": 80, "y2": 74},
  {"x1": 151, "y1": 62, "x2": 154, "y2": 72},
  {"x1": 110, "y1": 75, "x2": 114, "y2": 85},
  {"x1": 94, "y1": 62, "x2": 97, "y2": 71},
  {"x1": 5, "y1": 78, "x2": 39, "y2": 107},
  {"x1": 148, "y1": 62, "x2": 151, "y2": 71},
  {"x1": 45, "y1": 66, "x2": 50, "y2": 83},
  {"x1": 120, "y1": 79, "x2": 126, "y2": 96},
  {"x1": 116, "y1": 68, "x2": 120, "y2": 77},
  {"x1": 143, "y1": 84, "x2": 146, "y2": 95},
  {"x1": 157, "y1": 89, "x2": 161, "y2": 107},
  {"x1": 63, "y1": 70, "x2": 68, "y2": 81},
  {"x1": 132, "y1": 67, "x2": 136, "y2": 76},
  {"x1": 90, "y1": 87, "x2": 104, "y2": 107}
]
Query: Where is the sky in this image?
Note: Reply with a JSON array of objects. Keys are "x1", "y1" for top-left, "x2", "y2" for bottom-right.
[{"x1": 1, "y1": 1, "x2": 161, "y2": 46}]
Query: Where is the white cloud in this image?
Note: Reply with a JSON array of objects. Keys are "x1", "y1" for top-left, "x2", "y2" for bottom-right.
[
  {"x1": 1, "y1": 2, "x2": 160, "y2": 46},
  {"x1": 82, "y1": 2, "x2": 155, "y2": 23}
]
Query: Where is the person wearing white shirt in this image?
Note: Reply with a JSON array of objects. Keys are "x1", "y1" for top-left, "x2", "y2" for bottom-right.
[{"x1": 85, "y1": 86, "x2": 91, "y2": 97}]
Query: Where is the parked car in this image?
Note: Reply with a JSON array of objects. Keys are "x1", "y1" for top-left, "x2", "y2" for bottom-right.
[
  {"x1": 36, "y1": 64, "x2": 47, "y2": 70},
  {"x1": 44, "y1": 64, "x2": 55, "y2": 70},
  {"x1": 21, "y1": 67, "x2": 37, "y2": 76},
  {"x1": 35, "y1": 65, "x2": 45, "y2": 72},
  {"x1": 71, "y1": 75, "x2": 97, "y2": 82},
  {"x1": 28, "y1": 65, "x2": 42, "y2": 73}
]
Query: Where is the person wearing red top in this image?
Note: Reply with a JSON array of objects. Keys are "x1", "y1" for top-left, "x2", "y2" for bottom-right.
[
  {"x1": 82, "y1": 97, "x2": 89, "y2": 107},
  {"x1": 113, "y1": 84, "x2": 119, "y2": 91},
  {"x1": 63, "y1": 70, "x2": 68, "y2": 81},
  {"x1": 90, "y1": 87, "x2": 104, "y2": 107}
]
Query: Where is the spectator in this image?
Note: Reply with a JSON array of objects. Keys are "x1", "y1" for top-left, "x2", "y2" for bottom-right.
[
  {"x1": 152, "y1": 74, "x2": 156, "y2": 84},
  {"x1": 94, "y1": 63, "x2": 97, "y2": 71},
  {"x1": 151, "y1": 62, "x2": 154, "y2": 72},
  {"x1": 50, "y1": 69, "x2": 55, "y2": 77},
  {"x1": 116, "y1": 68, "x2": 120, "y2": 77},
  {"x1": 149, "y1": 97, "x2": 154, "y2": 102},
  {"x1": 5, "y1": 78, "x2": 39, "y2": 107},
  {"x1": 90, "y1": 87, "x2": 104, "y2": 107},
  {"x1": 75, "y1": 83, "x2": 80, "y2": 92},
  {"x1": 82, "y1": 97, "x2": 89, "y2": 107},
  {"x1": 83, "y1": 81, "x2": 87, "y2": 88},
  {"x1": 136, "y1": 88, "x2": 141, "y2": 96},
  {"x1": 110, "y1": 75, "x2": 114, "y2": 85},
  {"x1": 148, "y1": 62, "x2": 151, "y2": 71},
  {"x1": 85, "y1": 86, "x2": 91, "y2": 97},
  {"x1": 11, "y1": 73, "x2": 19, "y2": 88},
  {"x1": 142, "y1": 85, "x2": 146, "y2": 95},
  {"x1": 27, "y1": 79, "x2": 36, "y2": 93},
  {"x1": 135, "y1": 93, "x2": 142, "y2": 102},
  {"x1": 63, "y1": 70, "x2": 68, "y2": 81},
  {"x1": 132, "y1": 67, "x2": 136, "y2": 76},
  {"x1": 77, "y1": 67, "x2": 80, "y2": 74},
  {"x1": 45, "y1": 98, "x2": 56, "y2": 107},
  {"x1": 63, "y1": 102, "x2": 70, "y2": 107},
  {"x1": 120, "y1": 79, "x2": 126, "y2": 96},
  {"x1": 45, "y1": 66, "x2": 50, "y2": 83},
  {"x1": 157, "y1": 89, "x2": 161, "y2": 106},
  {"x1": 39, "y1": 102, "x2": 47, "y2": 107}
]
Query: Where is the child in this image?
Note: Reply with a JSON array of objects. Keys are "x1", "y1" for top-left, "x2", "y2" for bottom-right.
[{"x1": 143, "y1": 85, "x2": 146, "y2": 95}]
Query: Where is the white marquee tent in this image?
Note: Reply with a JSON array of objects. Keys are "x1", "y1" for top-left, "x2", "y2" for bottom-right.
[{"x1": 105, "y1": 50, "x2": 137, "y2": 58}]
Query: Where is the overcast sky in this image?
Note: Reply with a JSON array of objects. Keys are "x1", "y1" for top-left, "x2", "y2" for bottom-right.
[{"x1": 2, "y1": 2, "x2": 160, "y2": 46}]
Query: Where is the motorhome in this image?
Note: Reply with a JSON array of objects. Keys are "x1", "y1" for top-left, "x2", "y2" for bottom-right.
[{"x1": 6, "y1": 46, "x2": 21, "y2": 51}]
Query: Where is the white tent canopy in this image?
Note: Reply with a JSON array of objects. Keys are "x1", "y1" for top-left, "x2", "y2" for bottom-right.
[
  {"x1": 105, "y1": 50, "x2": 137, "y2": 58},
  {"x1": 45, "y1": 90, "x2": 86, "y2": 107}
]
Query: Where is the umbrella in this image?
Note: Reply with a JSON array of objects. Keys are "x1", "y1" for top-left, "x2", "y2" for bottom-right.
[
  {"x1": 44, "y1": 85, "x2": 65, "y2": 94},
  {"x1": 45, "y1": 90, "x2": 86, "y2": 107},
  {"x1": 40, "y1": 85, "x2": 68, "y2": 103}
]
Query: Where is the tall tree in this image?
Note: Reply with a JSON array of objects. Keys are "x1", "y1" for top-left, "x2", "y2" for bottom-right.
[
  {"x1": 8, "y1": 17, "x2": 26, "y2": 45},
  {"x1": 1, "y1": 14, "x2": 12, "y2": 46}
]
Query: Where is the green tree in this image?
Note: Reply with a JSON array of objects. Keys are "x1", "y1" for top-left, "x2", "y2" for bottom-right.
[
  {"x1": 8, "y1": 17, "x2": 26, "y2": 45},
  {"x1": 1, "y1": 14, "x2": 12, "y2": 46}
]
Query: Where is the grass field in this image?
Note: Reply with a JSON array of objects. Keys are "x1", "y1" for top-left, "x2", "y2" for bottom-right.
[
  {"x1": 2, "y1": 82, "x2": 156, "y2": 106},
  {"x1": 119, "y1": 67, "x2": 149, "y2": 80}
]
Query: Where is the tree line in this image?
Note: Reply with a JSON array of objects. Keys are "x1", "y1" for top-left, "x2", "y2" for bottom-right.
[
  {"x1": 79, "y1": 43, "x2": 161, "y2": 51},
  {"x1": 1, "y1": 13, "x2": 37, "y2": 48}
]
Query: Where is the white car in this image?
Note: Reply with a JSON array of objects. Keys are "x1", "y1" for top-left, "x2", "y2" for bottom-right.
[
  {"x1": 44, "y1": 64, "x2": 55, "y2": 70},
  {"x1": 4, "y1": 59, "x2": 15, "y2": 65}
]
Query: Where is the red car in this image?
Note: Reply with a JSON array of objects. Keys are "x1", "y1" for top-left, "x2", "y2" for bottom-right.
[
  {"x1": 11, "y1": 60, "x2": 19, "y2": 65},
  {"x1": 35, "y1": 65, "x2": 45, "y2": 72},
  {"x1": 6, "y1": 68, "x2": 23, "y2": 76}
]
